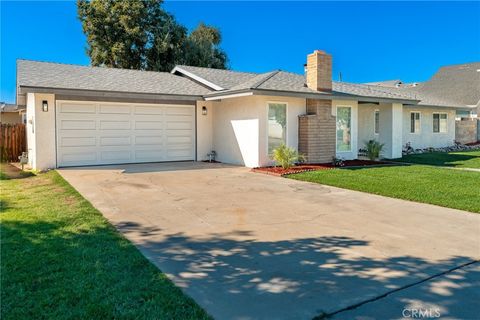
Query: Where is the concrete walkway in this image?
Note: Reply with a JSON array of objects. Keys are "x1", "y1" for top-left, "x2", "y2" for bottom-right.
[{"x1": 58, "y1": 162, "x2": 480, "y2": 320}]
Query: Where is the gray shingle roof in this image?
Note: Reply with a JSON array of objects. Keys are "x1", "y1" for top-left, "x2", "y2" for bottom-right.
[
  {"x1": 365, "y1": 62, "x2": 480, "y2": 108},
  {"x1": 17, "y1": 60, "x2": 211, "y2": 96},
  {"x1": 173, "y1": 65, "x2": 258, "y2": 90},
  {"x1": 203, "y1": 70, "x2": 417, "y2": 101},
  {"x1": 18, "y1": 59, "x2": 478, "y2": 108},
  {"x1": 408, "y1": 62, "x2": 480, "y2": 106}
]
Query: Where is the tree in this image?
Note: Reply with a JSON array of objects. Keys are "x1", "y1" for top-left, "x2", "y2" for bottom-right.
[
  {"x1": 182, "y1": 23, "x2": 227, "y2": 69},
  {"x1": 77, "y1": 0, "x2": 227, "y2": 71}
]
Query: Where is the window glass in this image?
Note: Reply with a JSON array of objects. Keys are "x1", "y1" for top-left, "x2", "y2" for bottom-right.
[
  {"x1": 374, "y1": 110, "x2": 380, "y2": 134},
  {"x1": 433, "y1": 113, "x2": 439, "y2": 132},
  {"x1": 268, "y1": 103, "x2": 287, "y2": 153},
  {"x1": 336, "y1": 107, "x2": 352, "y2": 151},
  {"x1": 433, "y1": 113, "x2": 447, "y2": 133},
  {"x1": 410, "y1": 112, "x2": 420, "y2": 133}
]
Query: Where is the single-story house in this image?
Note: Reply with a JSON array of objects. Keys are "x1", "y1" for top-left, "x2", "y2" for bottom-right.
[
  {"x1": 1, "y1": 102, "x2": 26, "y2": 124},
  {"x1": 16, "y1": 51, "x2": 479, "y2": 170}
]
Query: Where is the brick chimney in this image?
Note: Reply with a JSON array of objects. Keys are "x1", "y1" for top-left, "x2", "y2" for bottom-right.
[{"x1": 306, "y1": 50, "x2": 332, "y2": 92}]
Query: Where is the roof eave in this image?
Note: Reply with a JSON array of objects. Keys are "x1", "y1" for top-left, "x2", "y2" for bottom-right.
[
  {"x1": 18, "y1": 85, "x2": 203, "y2": 102},
  {"x1": 171, "y1": 66, "x2": 225, "y2": 91},
  {"x1": 205, "y1": 88, "x2": 419, "y2": 104},
  {"x1": 404, "y1": 102, "x2": 476, "y2": 110}
]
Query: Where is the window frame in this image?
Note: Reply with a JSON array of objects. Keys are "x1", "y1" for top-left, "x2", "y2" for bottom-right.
[
  {"x1": 336, "y1": 105, "x2": 353, "y2": 153},
  {"x1": 266, "y1": 101, "x2": 288, "y2": 154},
  {"x1": 410, "y1": 111, "x2": 421, "y2": 134},
  {"x1": 374, "y1": 109, "x2": 380, "y2": 135},
  {"x1": 433, "y1": 112, "x2": 448, "y2": 133}
]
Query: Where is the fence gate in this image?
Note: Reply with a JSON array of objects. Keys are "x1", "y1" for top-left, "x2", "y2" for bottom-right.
[{"x1": 0, "y1": 123, "x2": 26, "y2": 162}]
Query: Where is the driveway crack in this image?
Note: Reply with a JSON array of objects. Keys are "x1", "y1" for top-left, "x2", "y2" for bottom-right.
[{"x1": 313, "y1": 259, "x2": 480, "y2": 319}]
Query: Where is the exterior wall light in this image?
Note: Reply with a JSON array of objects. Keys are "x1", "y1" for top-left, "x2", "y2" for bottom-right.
[
  {"x1": 202, "y1": 106, "x2": 207, "y2": 115},
  {"x1": 42, "y1": 100, "x2": 48, "y2": 112}
]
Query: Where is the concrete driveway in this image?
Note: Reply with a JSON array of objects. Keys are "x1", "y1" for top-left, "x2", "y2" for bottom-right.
[{"x1": 58, "y1": 162, "x2": 480, "y2": 320}]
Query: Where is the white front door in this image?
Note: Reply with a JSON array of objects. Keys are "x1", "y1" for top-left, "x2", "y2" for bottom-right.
[{"x1": 56, "y1": 100, "x2": 195, "y2": 167}]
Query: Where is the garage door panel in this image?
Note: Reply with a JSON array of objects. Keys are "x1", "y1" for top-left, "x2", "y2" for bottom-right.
[
  {"x1": 100, "y1": 120, "x2": 131, "y2": 130},
  {"x1": 61, "y1": 151, "x2": 97, "y2": 164},
  {"x1": 166, "y1": 107, "x2": 193, "y2": 115},
  {"x1": 135, "y1": 136, "x2": 163, "y2": 145},
  {"x1": 165, "y1": 129, "x2": 192, "y2": 137},
  {"x1": 59, "y1": 103, "x2": 96, "y2": 114},
  {"x1": 99, "y1": 105, "x2": 131, "y2": 114},
  {"x1": 168, "y1": 149, "x2": 193, "y2": 158},
  {"x1": 166, "y1": 121, "x2": 192, "y2": 130},
  {"x1": 167, "y1": 136, "x2": 192, "y2": 144},
  {"x1": 135, "y1": 121, "x2": 163, "y2": 130},
  {"x1": 60, "y1": 120, "x2": 96, "y2": 130},
  {"x1": 100, "y1": 136, "x2": 131, "y2": 146},
  {"x1": 134, "y1": 106, "x2": 164, "y2": 115},
  {"x1": 57, "y1": 101, "x2": 194, "y2": 167},
  {"x1": 60, "y1": 136, "x2": 96, "y2": 147},
  {"x1": 100, "y1": 150, "x2": 132, "y2": 161}
]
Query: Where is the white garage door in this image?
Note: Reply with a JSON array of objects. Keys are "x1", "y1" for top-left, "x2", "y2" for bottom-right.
[{"x1": 56, "y1": 100, "x2": 195, "y2": 167}]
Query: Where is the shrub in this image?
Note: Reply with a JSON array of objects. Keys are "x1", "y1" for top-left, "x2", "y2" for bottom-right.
[
  {"x1": 365, "y1": 140, "x2": 384, "y2": 161},
  {"x1": 272, "y1": 144, "x2": 305, "y2": 169}
]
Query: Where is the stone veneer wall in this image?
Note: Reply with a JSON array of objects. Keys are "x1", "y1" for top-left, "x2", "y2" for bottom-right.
[
  {"x1": 298, "y1": 99, "x2": 336, "y2": 163},
  {"x1": 455, "y1": 118, "x2": 478, "y2": 144}
]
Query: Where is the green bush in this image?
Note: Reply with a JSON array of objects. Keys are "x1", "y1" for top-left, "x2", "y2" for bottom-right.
[
  {"x1": 272, "y1": 144, "x2": 305, "y2": 169},
  {"x1": 365, "y1": 140, "x2": 385, "y2": 161}
]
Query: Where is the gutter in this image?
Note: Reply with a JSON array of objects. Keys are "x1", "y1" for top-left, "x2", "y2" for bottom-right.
[
  {"x1": 204, "y1": 88, "x2": 420, "y2": 104},
  {"x1": 18, "y1": 85, "x2": 203, "y2": 102}
]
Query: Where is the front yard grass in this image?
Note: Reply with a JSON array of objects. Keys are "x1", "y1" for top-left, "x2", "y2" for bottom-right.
[
  {"x1": 289, "y1": 165, "x2": 480, "y2": 213},
  {"x1": 395, "y1": 150, "x2": 480, "y2": 169},
  {"x1": 1, "y1": 170, "x2": 211, "y2": 320}
]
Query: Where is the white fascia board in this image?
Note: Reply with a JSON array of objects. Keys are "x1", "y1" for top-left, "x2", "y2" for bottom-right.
[
  {"x1": 204, "y1": 92, "x2": 254, "y2": 101},
  {"x1": 171, "y1": 66, "x2": 224, "y2": 91}
]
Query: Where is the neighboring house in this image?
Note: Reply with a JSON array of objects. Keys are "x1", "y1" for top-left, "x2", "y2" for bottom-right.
[
  {"x1": 0, "y1": 102, "x2": 26, "y2": 124},
  {"x1": 366, "y1": 62, "x2": 480, "y2": 119},
  {"x1": 16, "y1": 51, "x2": 479, "y2": 170}
]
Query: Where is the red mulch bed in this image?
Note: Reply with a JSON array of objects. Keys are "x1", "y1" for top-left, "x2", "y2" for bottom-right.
[{"x1": 252, "y1": 160, "x2": 391, "y2": 176}]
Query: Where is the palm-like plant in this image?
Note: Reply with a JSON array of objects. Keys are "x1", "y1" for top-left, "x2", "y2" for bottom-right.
[
  {"x1": 272, "y1": 144, "x2": 305, "y2": 169},
  {"x1": 365, "y1": 140, "x2": 384, "y2": 161}
]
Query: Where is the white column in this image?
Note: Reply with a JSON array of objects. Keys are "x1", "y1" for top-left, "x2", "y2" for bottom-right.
[{"x1": 379, "y1": 103, "x2": 403, "y2": 159}]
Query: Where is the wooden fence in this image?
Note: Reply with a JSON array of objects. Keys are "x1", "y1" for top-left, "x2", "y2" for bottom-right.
[{"x1": 0, "y1": 123, "x2": 26, "y2": 162}]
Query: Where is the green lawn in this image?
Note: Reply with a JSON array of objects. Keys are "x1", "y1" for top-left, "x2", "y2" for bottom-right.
[
  {"x1": 289, "y1": 165, "x2": 480, "y2": 213},
  {"x1": 395, "y1": 150, "x2": 480, "y2": 169},
  {"x1": 1, "y1": 170, "x2": 211, "y2": 320}
]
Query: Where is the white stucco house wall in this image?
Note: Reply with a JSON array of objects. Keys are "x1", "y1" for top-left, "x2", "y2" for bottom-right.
[{"x1": 16, "y1": 51, "x2": 478, "y2": 170}]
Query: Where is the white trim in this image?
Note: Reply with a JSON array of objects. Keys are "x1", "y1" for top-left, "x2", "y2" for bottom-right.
[
  {"x1": 171, "y1": 66, "x2": 225, "y2": 91},
  {"x1": 336, "y1": 105, "x2": 353, "y2": 153},
  {"x1": 204, "y1": 92, "x2": 254, "y2": 101},
  {"x1": 266, "y1": 101, "x2": 288, "y2": 155},
  {"x1": 432, "y1": 112, "x2": 448, "y2": 134},
  {"x1": 374, "y1": 109, "x2": 380, "y2": 135},
  {"x1": 410, "y1": 111, "x2": 421, "y2": 134}
]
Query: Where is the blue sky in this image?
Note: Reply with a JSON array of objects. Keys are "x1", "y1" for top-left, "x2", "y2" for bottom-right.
[{"x1": 1, "y1": 1, "x2": 479, "y2": 103}]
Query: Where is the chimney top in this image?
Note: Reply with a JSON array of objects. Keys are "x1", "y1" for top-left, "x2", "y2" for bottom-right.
[{"x1": 306, "y1": 50, "x2": 332, "y2": 92}]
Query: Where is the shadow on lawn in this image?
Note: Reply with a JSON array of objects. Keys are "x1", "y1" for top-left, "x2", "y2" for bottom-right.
[
  {"x1": 1, "y1": 219, "x2": 211, "y2": 320},
  {"x1": 113, "y1": 223, "x2": 479, "y2": 319},
  {"x1": 396, "y1": 152, "x2": 480, "y2": 167}
]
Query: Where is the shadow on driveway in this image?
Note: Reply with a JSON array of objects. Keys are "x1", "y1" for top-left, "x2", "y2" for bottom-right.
[{"x1": 118, "y1": 222, "x2": 479, "y2": 320}]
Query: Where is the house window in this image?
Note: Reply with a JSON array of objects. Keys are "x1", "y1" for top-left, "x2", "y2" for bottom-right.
[
  {"x1": 268, "y1": 103, "x2": 287, "y2": 153},
  {"x1": 336, "y1": 106, "x2": 352, "y2": 152},
  {"x1": 410, "y1": 112, "x2": 421, "y2": 133},
  {"x1": 433, "y1": 113, "x2": 447, "y2": 133},
  {"x1": 374, "y1": 110, "x2": 380, "y2": 135}
]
